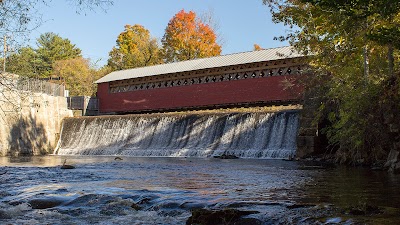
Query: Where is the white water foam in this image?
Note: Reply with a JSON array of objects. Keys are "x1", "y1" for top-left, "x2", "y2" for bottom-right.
[{"x1": 56, "y1": 111, "x2": 299, "y2": 159}]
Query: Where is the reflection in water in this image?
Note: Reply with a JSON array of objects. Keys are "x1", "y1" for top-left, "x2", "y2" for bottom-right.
[
  {"x1": 0, "y1": 156, "x2": 399, "y2": 224},
  {"x1": 304, "y1": 167, "x2": 400, "y2": 209},
  {"x1": 0, "y1": 155, "x2": 112, "y2": 167}
]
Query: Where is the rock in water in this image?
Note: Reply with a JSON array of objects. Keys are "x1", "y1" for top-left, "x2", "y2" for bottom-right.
[
  {"x1": 131, "y1": 203, "x2": 142, "y2": 210},
  {"x1": 345, "y1": 204, "x2": 382, "y2": 216},
  {"x1": 60, "y1": 164, "x2": 75, "y2": 169},
  {"x1": 384, "y1": 150, "x2": 400, "y2": 173},
  {"x1": 60, "y1": 159, "x2": 75, "y2": 169},
  {"x1": 186, "y1": 208, "x2": 259, "y2": 225},
  {"x1": 29, "y1": 197, "x2": 69, "y2": 209},
  {"x1": 0, "y1": 210, "x2": 11, "y2": 219}
]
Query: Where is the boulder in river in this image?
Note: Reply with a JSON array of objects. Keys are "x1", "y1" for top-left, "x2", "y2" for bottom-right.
[
  {"x1": 384, "y1": 150, "x2": 400, "y2": 174},
  {"x1": 345, "y1": 204, "x2": 383, "y2": 216},
  {"x1": 29, "y1": 197, "x2": 70, "y2": 209},
  {"x1": 60, "y1": 159, "x2": 75, "y2": 169},
  {"x1": 60, "y1": 164, "x2": 75, "y2": 169},
  {"x1": 186, "y1": 208, "x2": 259, "y2": 225}
]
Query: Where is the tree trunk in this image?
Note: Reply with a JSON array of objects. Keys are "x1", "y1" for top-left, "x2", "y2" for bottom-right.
[
  {"x1": 388, "y1": 44, "x2": 394, "y2": 79},
  {"x1": 363, "y1": 45, "x2": 369, "y2": 81}
]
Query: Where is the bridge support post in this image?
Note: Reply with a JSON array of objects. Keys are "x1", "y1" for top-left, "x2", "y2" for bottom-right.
[
  {"x1": 296, "y1": 91, "x2": 324, "y2": 158},
  {"x1": 297, "y1": 116, "x2": 319, "y2": 158}
]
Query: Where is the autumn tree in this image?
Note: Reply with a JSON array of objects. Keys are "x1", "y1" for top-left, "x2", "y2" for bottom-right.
[
  {"x1": 161, "y1": 9, "x2": 222, "y2": 63},
  {"x1": 253, "y1": 44, "x2": 263, "y2": 51},
  {"x1": 53, "y1": 57, "x2": 102, "y2": 96},
  {"x1": 108, "y1": 24, "x2": 162, "y2": 71},
  {"x1": 264, "y1": 0, "x2": 400, "y2": 164},
  {"x1": 199, "y1": 8, "x2": 225, "y2": 48}
]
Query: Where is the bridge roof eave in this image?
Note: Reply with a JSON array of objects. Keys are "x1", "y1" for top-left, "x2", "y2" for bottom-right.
[{"x1": 95, "y1": 46, "x2": 304, "y2": 84}]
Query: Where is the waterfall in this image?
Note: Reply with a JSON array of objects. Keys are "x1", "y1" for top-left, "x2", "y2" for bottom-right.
[{"x1": 56, "y1": 111, "x2": 299, "y2": 159}]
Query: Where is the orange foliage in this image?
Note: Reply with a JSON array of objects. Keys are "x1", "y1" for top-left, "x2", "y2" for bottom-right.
[
  {"x1": 254, "y1": 44, "x2": 263, "y2": 51},
  {"x1": 162, "y1": 9, "x2": 222, "y2": 62}
]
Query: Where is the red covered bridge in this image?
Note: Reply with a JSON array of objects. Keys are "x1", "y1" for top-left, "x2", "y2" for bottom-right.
[{"x1": 95, "y1": 46, "x2": 306, "y2": 114}]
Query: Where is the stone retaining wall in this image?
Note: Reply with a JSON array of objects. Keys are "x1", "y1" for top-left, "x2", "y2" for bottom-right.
[{"x1": 0, "y1": 89, "x2": 72, "y2": 156}]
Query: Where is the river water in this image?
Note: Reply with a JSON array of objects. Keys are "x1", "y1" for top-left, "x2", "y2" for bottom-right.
[{"x1": 0, "y1": 156, "x2": 399, "y2": 224}]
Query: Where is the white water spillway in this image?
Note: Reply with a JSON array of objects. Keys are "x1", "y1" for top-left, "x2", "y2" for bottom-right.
[{"x1": 55, "y1": 111, "x2": 299, "y2": 159}]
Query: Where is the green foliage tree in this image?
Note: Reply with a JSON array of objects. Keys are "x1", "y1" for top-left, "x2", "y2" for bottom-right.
[
  {"x1": 6, "y1": 47, "x2": 43, "y2": 78},
  {"x1": 0, "y1": 0, "x2": 112, "y2": 75},
  {"x1": 161, "y1": 9, "x2": 222, "y2": 63},
  {"x1": 263, "y1": 0, "x2": 400, "y2": 164},
  {"x1": 6, "y1": 33, "x2": 82, "y2": 78},
  {"x1": 36, "y1": 32, "x2": 82, "y2": 77},
  {"x1": 108, "y1": 24, "x2": 162, "y2": 71}
]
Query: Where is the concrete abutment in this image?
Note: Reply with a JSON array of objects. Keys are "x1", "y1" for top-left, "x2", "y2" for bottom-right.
[{"x1": 0, "y1": 91, "x2": 72, "y2": 156}]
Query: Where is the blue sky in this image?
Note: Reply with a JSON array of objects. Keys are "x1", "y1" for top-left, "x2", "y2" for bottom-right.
[{"x1": 31, "y1": 0, "x2": 289, "y2": 67}]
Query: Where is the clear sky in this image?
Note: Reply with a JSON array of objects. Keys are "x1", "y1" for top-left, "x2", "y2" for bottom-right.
[{"x1": 30, "y1": 0, "x2": 289, "y2": 67}]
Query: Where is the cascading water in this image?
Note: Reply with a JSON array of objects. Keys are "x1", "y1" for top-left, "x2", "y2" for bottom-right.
[{"x1": 56, "y1": 110, "x2": 299, "y2": 159}]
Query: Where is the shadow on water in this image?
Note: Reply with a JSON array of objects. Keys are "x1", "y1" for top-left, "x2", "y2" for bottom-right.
[
  {"x1": 56, "y1": 111, "x2": 299, "y2": 158},
  {"x1": 8, "y1": 113, "x2": 48, "y2": 156},
  {"x1": 301, "y1": 166, "x2": 400, "y2": 209}
]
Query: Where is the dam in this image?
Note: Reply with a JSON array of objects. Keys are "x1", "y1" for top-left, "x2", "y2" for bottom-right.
[{"x1": 56, "y1": 110, "x2": 299, "y2": 159}]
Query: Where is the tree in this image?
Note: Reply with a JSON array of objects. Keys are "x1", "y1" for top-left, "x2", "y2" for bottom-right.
[
  {"x1": 53, "y1": 57, "x2": 101, "y2": 96},
  {"x1": 263, "y1": 0, "x2": 400, "y2": 164},
  {"x1": 299, "y1": 0, "x2": 400, "y2": 77},
  {"x1": 6, "y1": 47, "x2": 43, "y2": 78},
  {"x1": 199, "y1": 8, "x2": 225, "y2": 48},
  {"x1": 35, "y1": 32, "x2": 82, "y2": 78},
  {"x1": 108, "y1": 24, "x2": 162, "y2": 71},
  {"x1": 0, "y1": 0, "x2": 113, "y2": 71},
  {"x1": 253, "y1": 44, "x2": 263, "y2": 51},
  {"x1": 4, "y1": 33, "x2": 82, "y2": 78},
  {"x1": 161, "y1": 9, "x2": 222, "y2": 63},
  {"x1": 5, "y1": 32, "x2": 108, "y2": 98}
]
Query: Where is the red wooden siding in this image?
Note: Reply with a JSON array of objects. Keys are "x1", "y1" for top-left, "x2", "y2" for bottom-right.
[{"x1": 97, "y1": 75, "x2": 303, "y2": 113}]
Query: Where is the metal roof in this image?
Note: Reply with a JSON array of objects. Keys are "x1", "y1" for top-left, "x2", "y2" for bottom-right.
[{"x1": 95, "y1": 46, "x2": 302, "y2": 84}]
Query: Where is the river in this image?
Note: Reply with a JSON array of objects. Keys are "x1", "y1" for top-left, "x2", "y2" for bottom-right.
[{"x1": 0, "y1": 156, "x2": 399, "y2": 224}]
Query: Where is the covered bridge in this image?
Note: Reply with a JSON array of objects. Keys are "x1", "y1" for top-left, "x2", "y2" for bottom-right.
[{"x1": 95, "y1": 46, "x2": 306, "y2": 114}]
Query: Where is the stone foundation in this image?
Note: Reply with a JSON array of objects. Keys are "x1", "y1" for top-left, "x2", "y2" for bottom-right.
[
  {"x1": 295, "y1": 93, "x2": 322, "y2": 158},
  {"x1": 0, "y1": 90, "x2": 72, "y2": 156}
]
